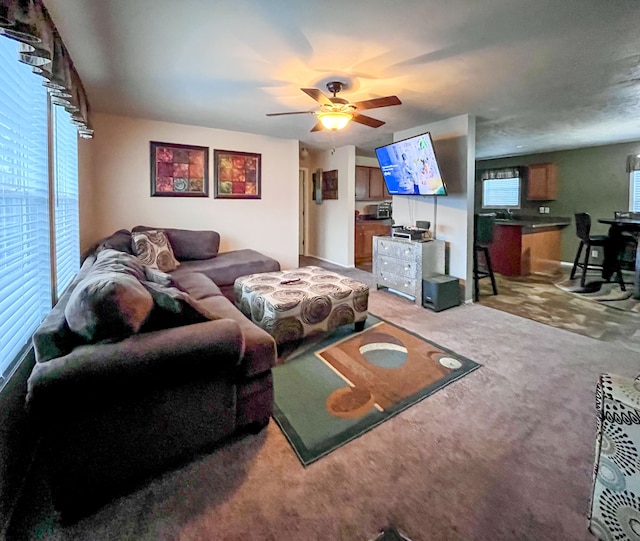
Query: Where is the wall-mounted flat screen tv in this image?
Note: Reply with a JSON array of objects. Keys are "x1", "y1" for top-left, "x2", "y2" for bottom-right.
[{"x1": 375, "y1": 132, "x2": 447, "y2": 196}]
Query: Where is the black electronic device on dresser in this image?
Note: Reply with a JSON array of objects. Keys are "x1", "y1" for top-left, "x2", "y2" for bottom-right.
[
  {"x1": 392, "y1": 228, "x2": 425, "y2": 241},
  {"x1": 391, "y1": 225, "x2": 430, "y2": 241}
]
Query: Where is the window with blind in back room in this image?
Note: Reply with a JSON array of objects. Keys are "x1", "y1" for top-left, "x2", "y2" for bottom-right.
[
  {"x1": 630, "y1": 170, "x2": 640, "y2": 212},
  {"x1": 482, "y1": 177, "x2": 520, "y2": 208}
]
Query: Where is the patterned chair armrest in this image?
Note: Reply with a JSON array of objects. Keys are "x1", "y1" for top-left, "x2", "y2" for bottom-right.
[{"x1": 589, "y1": 373, "x2": 640, "y2": 541}]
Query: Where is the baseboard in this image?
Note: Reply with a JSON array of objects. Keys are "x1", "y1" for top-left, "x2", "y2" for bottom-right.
[{"x1": 302, "y1": 254, "x2": 354, "y2": 269}]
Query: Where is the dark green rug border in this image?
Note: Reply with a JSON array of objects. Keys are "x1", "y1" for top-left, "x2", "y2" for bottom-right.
[{"x1": 272, "y1": 314, "x2": 481, "y2": 467}]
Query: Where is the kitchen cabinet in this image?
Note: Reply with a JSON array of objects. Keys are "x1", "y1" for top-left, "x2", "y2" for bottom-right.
[
  {"x1": 527, "y1": 163, "x2": 557, "y2": 200},
  {"x1": 355, "y1": 166, "x2": 390, "y2": 201},
  {"x1": 373, "y1": 236, "x2": 446, "y2": 304},
  {"x1": 355, "y1": 220, "x2": 391, "y2": 265}
]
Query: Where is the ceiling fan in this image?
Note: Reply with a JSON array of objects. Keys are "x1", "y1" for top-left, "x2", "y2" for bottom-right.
[{"x1": 266, "y1": 81, "x2": 402, "y2": 132}]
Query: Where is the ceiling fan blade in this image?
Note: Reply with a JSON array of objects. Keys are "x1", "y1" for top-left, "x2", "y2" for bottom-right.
[
  {"x1": 266, "y1": 111, "x2": 316, "y2": 116},
  {"x1": 353, "y1": 96, "x2": 402, "y2": 110},
  {"x1": 310, "y1": 121, "x2": 325, "y2": 132},
  {"x1": 352, "y1": 113, "x2": 385, "y2": 128},
  {"x1": 301, "y1": 88, "x2": 333, "y2": 106}
]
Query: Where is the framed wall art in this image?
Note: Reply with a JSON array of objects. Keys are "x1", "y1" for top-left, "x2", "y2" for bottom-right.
[
  {"x1": 150, "y1": 141, "x2": 209, "y2": 197},
  {"x1": 214, "y1": 149, "x2": 261, "y2": 199},
  {"x1": 322, "y1": 169, "x2": 338, "y2": 200}
]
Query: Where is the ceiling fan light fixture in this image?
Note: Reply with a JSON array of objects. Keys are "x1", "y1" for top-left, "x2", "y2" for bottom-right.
[{"x1": 318, "y1": 111, "x2": 353, "y2": 131}]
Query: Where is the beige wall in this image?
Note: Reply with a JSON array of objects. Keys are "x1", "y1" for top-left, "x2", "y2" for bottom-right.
[
  {"x1": 393, "y1": 114, "x2": 476, "y2": 301},
  {"x1": 355, "y1": 156, "x2": 379, "y2": 167},
  {"x1": 305, "y1": 146, "x2": 356, "y2": 266},
  {"x1": 82, "y1": 113, "x2": 300, "y2": 269}
]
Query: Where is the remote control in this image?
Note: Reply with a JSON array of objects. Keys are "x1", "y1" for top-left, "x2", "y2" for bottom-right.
[{"x1": 280, "y1": 278, "x2": 301, "y2": 285}]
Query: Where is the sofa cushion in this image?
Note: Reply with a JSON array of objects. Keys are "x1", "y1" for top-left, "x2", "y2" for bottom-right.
[
  {"x1": 131, "y1": 230, "x2": 180, "y2": 272},
  {"x1": 132, "y1": 226, "x2": 220, "y2": 261},
  {"x1": 142, "y1": 281, "x2": 220, "y2": 331},
  {"x1": 171, "y1": 272, "x2": 223, "y2": 300},
  {"x1": 165, "y1": 229, "x2": 220, "y2": 261},
  {"x1": 99, "y1": 229, "x2": 134, "y2": 255},
  {"x1": 65, "y1": 271, "x2": 154, "y2": 342},
  {"x1": 170, "y1": 249, "x2": 280, "y2": 288}
]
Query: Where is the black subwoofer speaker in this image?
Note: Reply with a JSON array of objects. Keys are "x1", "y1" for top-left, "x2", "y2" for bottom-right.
[{"x1": 422, "y1": 275, "x2": 461, "y2": 312}]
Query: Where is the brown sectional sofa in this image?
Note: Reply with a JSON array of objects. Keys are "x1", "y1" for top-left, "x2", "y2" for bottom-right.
[{"x1": 27, "y1": 227, "x2": 281, "y2": 518}]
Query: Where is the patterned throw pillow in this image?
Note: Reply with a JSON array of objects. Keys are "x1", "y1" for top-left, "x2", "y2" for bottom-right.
[{"x1": 131, "y1": 230, "x2": 180, "y2": 272}]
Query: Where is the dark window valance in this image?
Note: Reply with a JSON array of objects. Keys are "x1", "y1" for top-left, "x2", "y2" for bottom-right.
[
  {"x1": 480, "y1": 167, "x2": 522, "y2": 180},
  {"x1": 0, "y1": 0, "x2": 93, "y2": 138},
  {"x1": 626, "y1": 154, "x2": 640, "y2": 172}
]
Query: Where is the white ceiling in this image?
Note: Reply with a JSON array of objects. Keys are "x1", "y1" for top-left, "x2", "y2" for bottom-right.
[{"x1": 44, "y1": 0, "x2": 640, "y2": 159}]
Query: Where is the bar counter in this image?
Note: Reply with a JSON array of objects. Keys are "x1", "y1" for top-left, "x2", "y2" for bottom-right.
[{"x1": 489, "y1": 217, "x2": 571, "y2": 276}]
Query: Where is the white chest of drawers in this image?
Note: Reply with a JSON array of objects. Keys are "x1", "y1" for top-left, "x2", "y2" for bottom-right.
[{"x1": 373, "y1": 236, "x2": 445, "y2": 304}]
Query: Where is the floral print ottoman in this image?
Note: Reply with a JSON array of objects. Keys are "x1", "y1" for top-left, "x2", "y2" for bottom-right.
[{"x1": 234, "y1": 266, "x2": 369, "y2": 345}]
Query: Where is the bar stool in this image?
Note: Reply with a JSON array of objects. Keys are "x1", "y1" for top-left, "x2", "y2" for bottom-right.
[
  {"x1": 570, "y1": 212, "x2": 625, "y2": 289},
  {"x1": 614, "y1": 211, "x2": 639, "y2": 271},
  {"x1": 473, "y1": 213, "x2": 498, "y2": 302}
]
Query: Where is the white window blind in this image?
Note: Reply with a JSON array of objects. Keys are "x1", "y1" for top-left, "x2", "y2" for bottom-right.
[
  {"x1": 0, "y1": 38, "x2": 51, "y2": 381},
  {"x1": 482, "y1": 177, "x2": 520, "y2": 208},
  {"x1": 630, "y1": 171, "x2": 640, "y2": 213},
  {"x1": 53, "y1": 105, "x2": 79, "y2": 298}
]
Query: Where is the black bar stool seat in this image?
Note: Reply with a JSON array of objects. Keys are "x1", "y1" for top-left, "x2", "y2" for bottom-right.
[
  {"x1": 473, "y1": 213, "x2": 498, "y2": 302},
  {"x1": 570, "y1": 212, "x2": 625, "y2": 289}
]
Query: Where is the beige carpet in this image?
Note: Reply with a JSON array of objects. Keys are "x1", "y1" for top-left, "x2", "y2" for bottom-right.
[{"x1": 8, "y1": 261, "x2": 640, "y2": 540}]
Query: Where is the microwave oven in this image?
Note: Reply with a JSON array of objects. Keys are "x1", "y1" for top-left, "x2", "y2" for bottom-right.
[{"x1": 365, "y1": 202, "x2": 392, "y2": 219}]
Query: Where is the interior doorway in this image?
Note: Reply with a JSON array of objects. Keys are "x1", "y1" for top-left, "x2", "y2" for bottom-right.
[{"x1": 299, "y1": 168, "x2": 308, "y2": 255}]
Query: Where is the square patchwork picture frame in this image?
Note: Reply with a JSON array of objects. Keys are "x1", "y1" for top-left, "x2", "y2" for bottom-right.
[
  {"x1": 213, "y1": 149, "x2": 261, "y2": 199},
  {"x1": 150, "y1": 141, "x2": 209, "y2": 197}
]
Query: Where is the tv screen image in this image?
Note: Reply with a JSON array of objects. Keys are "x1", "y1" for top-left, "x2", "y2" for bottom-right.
[{"x1": 375, "y1": 132, "x2": 447, "y2": 196}]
